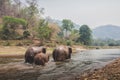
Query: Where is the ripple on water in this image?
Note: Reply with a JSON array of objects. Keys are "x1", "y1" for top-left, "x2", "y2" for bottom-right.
[{"x1": 0, "y1": 49, "x2": 120, "y2": 80}]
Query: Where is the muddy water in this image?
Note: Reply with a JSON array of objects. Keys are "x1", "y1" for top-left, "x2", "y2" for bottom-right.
[{"x1": 0, "y1": 49, "x2": 120, "y2": 80}]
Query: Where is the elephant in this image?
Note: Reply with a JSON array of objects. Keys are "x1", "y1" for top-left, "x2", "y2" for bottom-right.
[
  {"x1": 24, "y1": 46, "x2": 46, "y2": 64},
  {"x1": 34, "y1": 52, "x2": 49, "y2": 65},
  {"x1": 52, "y1": 46, "x2": 72, "y2": 61}
]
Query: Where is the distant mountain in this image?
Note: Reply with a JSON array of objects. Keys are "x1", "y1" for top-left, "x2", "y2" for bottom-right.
[{"x1": 92, "y1": 25, "x2": 120, "y2": 40}]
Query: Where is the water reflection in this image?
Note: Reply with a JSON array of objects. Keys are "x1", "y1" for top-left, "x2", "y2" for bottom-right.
[{"x1": 0, "y1": 49, "x2": 120, "y2": 80}]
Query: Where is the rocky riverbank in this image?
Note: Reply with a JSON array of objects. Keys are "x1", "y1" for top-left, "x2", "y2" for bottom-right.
[{"x1": 78, "y1": 57, "x2": 120, "y2": 80}]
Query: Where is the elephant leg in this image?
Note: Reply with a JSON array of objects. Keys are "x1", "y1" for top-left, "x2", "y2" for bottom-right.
[
  {"x1": 68, "y1": 53, "x2": 71, "y2": 59},
  {"x1": 53, "y1": 49, "x2": 57, "y2": 61},
  {"x1": 68, "y1": 47, "x2": 72, "y2": 59},
  {"x1": 25, "y1": 55, "x2": 30, "y2": 63},
  {"x1": 27, "y1": 57, "x2": 34, "y2": 64}
]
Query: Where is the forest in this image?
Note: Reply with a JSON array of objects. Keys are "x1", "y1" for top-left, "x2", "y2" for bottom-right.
[
  {"x1": 0, "y1": 0, "x2": 120, "y2": 47},
  {"x1": 0, "y1": 0, "x2": 92, "y2": 46}
]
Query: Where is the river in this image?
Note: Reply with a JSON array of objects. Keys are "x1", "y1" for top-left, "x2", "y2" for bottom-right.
[{"x1": 0, "y1": 49, "x2": 120, "y2": 80}]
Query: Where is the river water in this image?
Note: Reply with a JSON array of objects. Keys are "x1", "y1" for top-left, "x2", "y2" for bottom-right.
[{"x1": 0, "y1": 49, "x2": 120, "y2": 80}]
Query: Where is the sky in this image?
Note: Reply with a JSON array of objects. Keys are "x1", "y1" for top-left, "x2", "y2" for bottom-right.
[{"x1": 38, "y1": 0, "x2": 120, "y2": 29}]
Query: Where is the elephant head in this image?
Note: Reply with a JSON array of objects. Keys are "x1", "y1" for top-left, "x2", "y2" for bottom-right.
[
  {"x1": 34, "y1": 53, "x2": 49, "y2": 65},
  {"x1": 52, "y1": 46, "x2": 72, "y2": 61},
  {"x1": 24, "y1": 46, "x2": 46, "y2": 64}
]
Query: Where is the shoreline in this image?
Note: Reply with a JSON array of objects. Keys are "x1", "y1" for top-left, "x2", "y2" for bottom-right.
[
  {"x1": 0, "y1": 46, "x2": 120, "y2": 79},
  {"x1": 0, "y1": 45, "x2": 86, "y2": 57},
  {"x1": 78, "y1": 57, "x2": 120, "y2": 80}
]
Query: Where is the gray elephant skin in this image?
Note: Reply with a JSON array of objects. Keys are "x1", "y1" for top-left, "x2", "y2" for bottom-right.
[
  {"x1": 24, "y1": 46, "x2": 46, "y2": 64},
  {"x1": 34, "y1": 53, "x2": 49, "y2": 65},
  {"x1": 52, "y1": 46, "x2": 72, "y2": 61}
]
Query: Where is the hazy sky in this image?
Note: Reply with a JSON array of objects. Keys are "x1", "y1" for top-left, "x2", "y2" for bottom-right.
[{"x1": 39, "y1": 0, "x2": 120, "y2": 29}]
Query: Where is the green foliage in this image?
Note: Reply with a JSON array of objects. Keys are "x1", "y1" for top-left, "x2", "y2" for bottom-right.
[
  {"x1": 62, "y1": 19, "x2": 74, "y2": 38},
  {"x1": 3, "y1": 16, "x2": 27, "y2": 26},
  {"x1": 66, "y1": 40, "x2": 71, "y2": 46},
  {"x1": 23, "y1": 30, "x2": 30, "y2": 39},
  {"x1": 62, "y1": 19, "x2": 74, "y2": 31},
  {"x1": 37, "y1": 26, "x2": 52, "y2": 40},
  {"x1": 0, "y1": 26, "x2": 21, "y2": 40},
  {"x1": 25, "y1": 0, "x2": 39, "y2": 17},
  {"x1": 36, "y1": 20, "x2": 52, "y2": 41},
  {"x1": 20, "y1": 0, "x2": 40, "y2": 29},
  {"x1": 70, "y1": 29, "x2": 79, "y2": 41},
  {"x1": 0, "y1": 16, "x2": 27, "y2": 40},
  {"x1": 92, "y1": 39, "x2": 107, "y2": 46},
  {"x1": 0, "y1": 24, "x2": 3, "y2": 29},
  {"x1": 92, "y1": 39, "x2": 120, "y2": 46},
  {"x1": 79, "y1": 25, "x2": 92, "y2": 45},
  {"x1": 57, "y1": 27, "x2": 64, "y2": 39}
]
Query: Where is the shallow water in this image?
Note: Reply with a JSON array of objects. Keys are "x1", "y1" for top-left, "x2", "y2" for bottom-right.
[{"x1": 0, "y1": 49, "x2": 120, "y2": 80}]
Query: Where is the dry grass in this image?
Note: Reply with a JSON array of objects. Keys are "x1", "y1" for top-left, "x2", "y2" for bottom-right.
[
  {"x1": 0, "y1": 45, "x2": 85, "y2": 58},
  {"x1": 0, "y1": 46, "x2": 27, "y2": 55},
  {"x1": 0, "y1": 46, "x2": 54, "y2": 58}
]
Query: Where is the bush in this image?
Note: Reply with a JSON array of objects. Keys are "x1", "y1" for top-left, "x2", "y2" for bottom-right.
[
  {"x1": 0, "y1": 16, "x2": 27, "y2": 40},
  {"x1": 66, "y1": 40, "x2": 71, "y2": 46},
  {"x1": 3, "y1": 16, "x2": 27, "y2": 26},
  {"x1": 23, "y1": 30, "x2": 30, "y2": 39}
]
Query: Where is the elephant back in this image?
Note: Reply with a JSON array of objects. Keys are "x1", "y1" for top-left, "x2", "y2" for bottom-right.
[
  {"x1": 52, "y1": 46, "x2": 69, "y2": 61},
  {"x1": 24, "y1": 46, "x2": 46, "y2": 64},
  {"x1": 32, "y1": 46, "x2": 46, "y2": 54},
  {"x1": 34, "y1": 53, "x2": 49, "y2": 65},
  {"x1": 34, "y1": 53, "x2": 45, "y2": 65}
]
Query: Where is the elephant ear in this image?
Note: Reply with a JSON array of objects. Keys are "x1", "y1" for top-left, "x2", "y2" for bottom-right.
[
  {"x1": 42, "y1": 47, "x2": 46, "y2": 54},
  {"x1": 52, "y1": 49, "x2": 56, "y2": 60},
  {"x1": 68, "y1": 47, "x2": 72, "y2": 53}
]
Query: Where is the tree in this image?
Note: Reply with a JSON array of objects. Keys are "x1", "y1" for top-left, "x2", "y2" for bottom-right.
[
  {"x1": 0, "y1": 0, "x2": 12, "y2": 17},
  {"x1": 12, "y1": 0, "x2": 22, "y2": 17},
  {"x1": 79, "y1": 25, "x2": 92, "y2": 45},
  {"x1": 19, "y1": 0, "x2": 41, "y2": 39},
  {"x1": 69, "y1": 29, "x2": 79, "y2": 41},
  {"x1": 62, "y1": 19, "x2": 74, "y2": 39},
  {"x1": 36, "y1": 19, "x2": 52, "y2": 44},
  {"x1": 22, "y1": 0, "x2": 39, "y2": 26},
  {"x1": 48, "y1": 23, "x2": 60, "y2": 40}
]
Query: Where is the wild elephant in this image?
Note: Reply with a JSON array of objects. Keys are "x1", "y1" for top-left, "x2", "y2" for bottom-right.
[
  {"x1": 34, "y1": 53, "x2": 49, "y2": 65},
  {"x1": 52, "y1": 46, "x2": 72, "y2": 61},
  {"x1": 24, "y1": 46, "x2": 46, "y2": 64}
]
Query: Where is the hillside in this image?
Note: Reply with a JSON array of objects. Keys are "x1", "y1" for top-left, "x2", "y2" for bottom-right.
[{"x1": 92, "y1": 25, "x2": 120, "y2": 40}]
